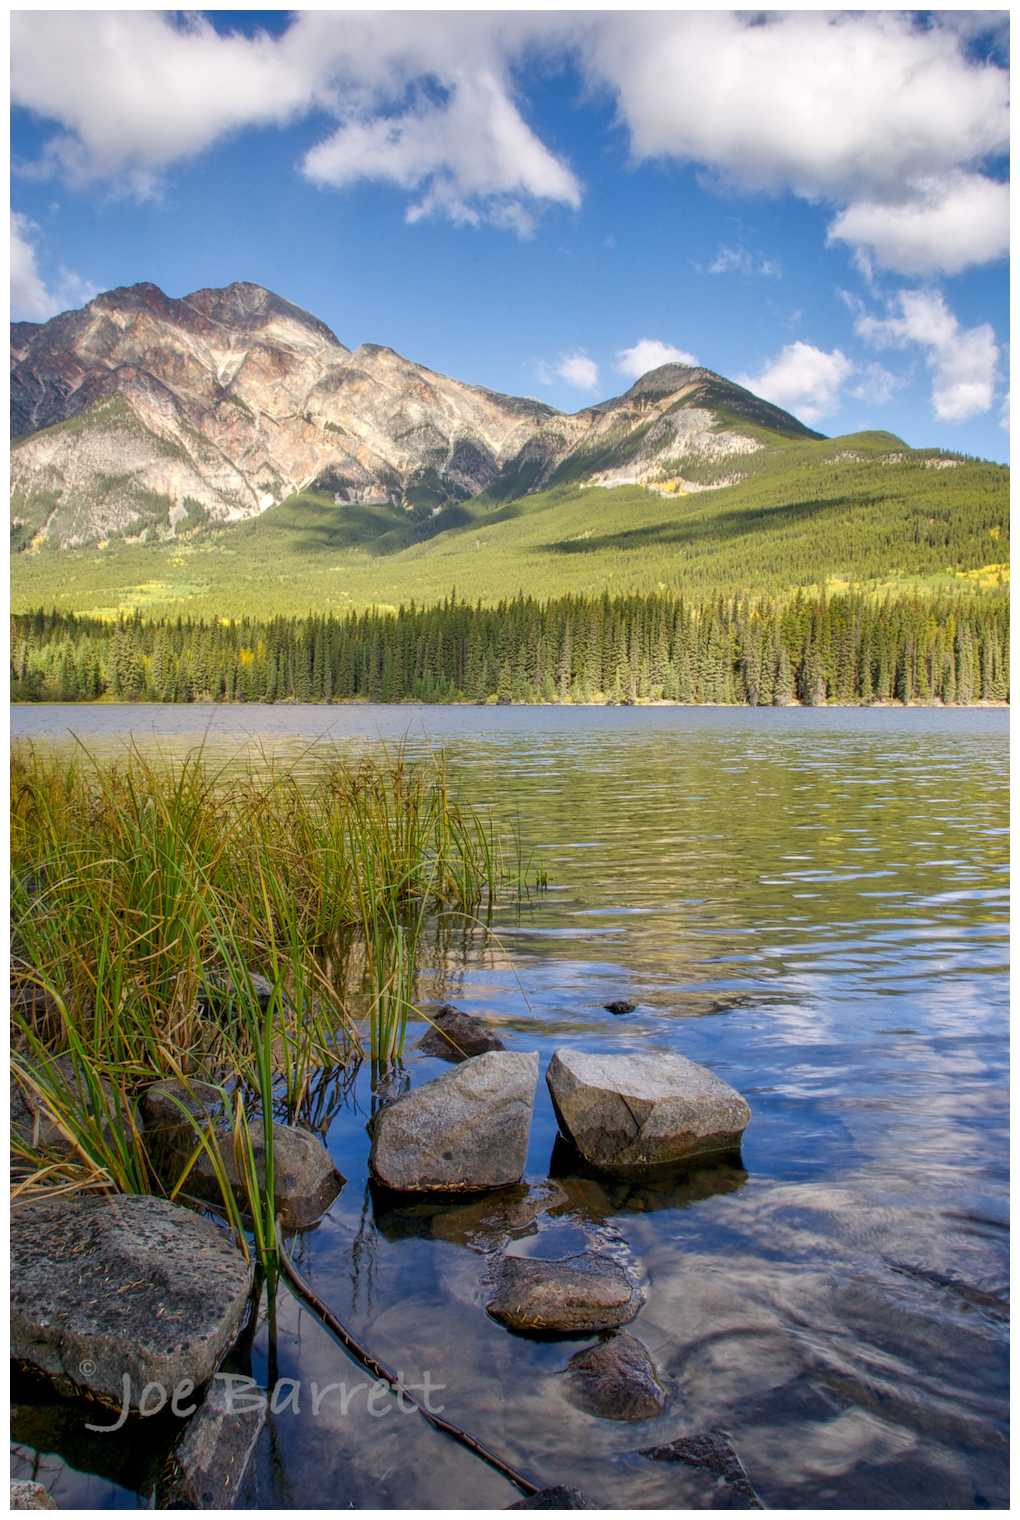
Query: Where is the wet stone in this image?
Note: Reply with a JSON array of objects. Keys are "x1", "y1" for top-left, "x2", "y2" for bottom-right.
[
  {"x1": 11, "y1": 1194, "x2": 253, "y2": 1408},
  {"x1": 546, "y1": 1049, "x2": 751, "y2": 1172},
  {"x1": 486, "y1": 1252, "x2": 645, "y2": 1334},
  {"x1": 603, "y1": 1001, "x2": 636, "y2": 1016},
  {"x1": 141, "y1": 1077, "x2": 224, "y2": 1130},
  {"x1": 10, "y1": 1481, "x2": 57, "y2": 1510},
  {"x1": 431, "y1": 1181, "x2": 569, "y2": 1254},
  {"x1": 160, "y1": 1376, "x2": 265, "y2": 1508},
  {"x1": 369, "y1": 1051, "x2": 538, "y2": 1192},
  {"x1": 562, "y1": 1332, "x2": 669, "y2": 1421},
  {"x1": 507, "y1": 1485, "x2": 599, "y2": 1508},
  {"x1": 415, "y1": 1004, "x2": 508, "y2": 1061},
  {"x1": 639, "y1": 1432, "x2": 763, "y2": 1508},
  {"x1": 161, "y1": 1111, "x2": 345, "y2": 1230}
]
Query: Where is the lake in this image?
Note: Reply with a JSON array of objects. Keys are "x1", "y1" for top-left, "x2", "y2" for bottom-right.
[{"x1": 10, "y1": 704, "x2": 1009, "y2": 1509}]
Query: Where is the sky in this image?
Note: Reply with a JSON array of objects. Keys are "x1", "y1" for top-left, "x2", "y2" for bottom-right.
[{"x1": 10, "y1": 8, "x2": 1011, "y2": 462}]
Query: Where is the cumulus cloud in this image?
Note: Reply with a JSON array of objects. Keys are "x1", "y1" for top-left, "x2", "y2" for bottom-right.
[
  {"x1": 579, "y1": 10, "x2": 1008, "y2": 275},
  {"x1": 616, "y1": 339, "x2": 698, "y2": 379},
  {"x1": 829, "y1": 171, "x2": 1009, "y2": 276},
  {"x1": 10, "y1": 11, "x2": 580, "y2": 228},
  {"x1": 856, "y1": 290, "x2": 999, "y2": 422},
  {"x1": 10, "y1": 12, "x2": 1007, "y2": 267},
  {"x1": 557, "y1": 352, "x2": 600, "y2": 391},
  {"x1": 737, "y1": 342, "x2": 855, "y2": 424},
  {"x1": 11, "y1": 212, "x2": 97, "y2": 321}
]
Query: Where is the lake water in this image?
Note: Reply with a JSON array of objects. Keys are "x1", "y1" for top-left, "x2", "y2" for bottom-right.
[{"x1": 10, "y1": 704, "x2": 1009, "y2": 1509}]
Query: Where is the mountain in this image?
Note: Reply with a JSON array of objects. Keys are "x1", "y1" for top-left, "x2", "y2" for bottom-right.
[{"x1": 11, "y1": 280, "x2": 819, "y2": 552}]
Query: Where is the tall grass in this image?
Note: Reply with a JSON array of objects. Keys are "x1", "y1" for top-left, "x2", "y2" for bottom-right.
[{"x1": 10, "y1": 740, "x2": 513, "y2": 1262}]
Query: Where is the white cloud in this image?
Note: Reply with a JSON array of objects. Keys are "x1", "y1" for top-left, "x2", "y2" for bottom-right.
[
  {"x1": 857, "y1": 290, "x2": 999, "y2": 423},
  {"x1": 11, "y1": 212, "x2": 97, "y2": 321},
  {"x1": 829, "y1": 172, "x2": 1009, "y2": 276},
  {"x1": 616, "y1": 339, "x2": 698, "y2": 379},
  {"x1": 849, "y1": 364, "x2": 904, "y2": 406},
  {"x1": 737, "y1": 342, "x2": 855, "y2": 424},
  {"x1": 10, "y1": 12, "x2": 580, "y2": 229},
  {"x1": 1000, "y1": 394, "x2": 1010, "y2": 433},
  {"x1": 579, "y1": 11, "x2": 1009, "y2": 275},
  {"x1": 10, "y1": 12, "x2": 1008, "y2": 268},
  {"x1": 706, "y1": 246, "x2": 780, "y2": 278},
  {"x1": 557, "y1": 352, "x2": 600, "y2": 391}
]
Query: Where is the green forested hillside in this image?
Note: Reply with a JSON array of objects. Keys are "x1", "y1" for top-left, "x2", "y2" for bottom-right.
[{"x1": 10, "y1": 430, "x2": 1008, "y2": 621}]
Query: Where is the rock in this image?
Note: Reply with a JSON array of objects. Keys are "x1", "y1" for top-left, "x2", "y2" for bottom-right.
[
  {"x1": 507, "y1": 1486, "x2": 599, "y2": 1509},
  {"x1": 546, "y1": 1050, "x2": 750, "y2": 1172},
  {"x1": 639, "y1": 1432, "x2": 762, "y2": 1507},
  {"x1": 140, "y1": 1076, "x2": 224, "y2": 1130},
  {"x1": 161, "y1": 1111, "x2": 345, "y2": 1230},
  {"x1": 368, "y1": 1051, "x2": 538, "y2": 1192},
  {"x1": 486, "y1": 1252, "x2": 645, "y2": 1334},
  {"x1": 416, "y1": 1003, "x2": 507, "y2": 1061},
  {"x1": 10, "y1": 1481, "x2": 57, "y2": 1510},
  {"x1": 161, "y1": 1376, "x2": 265, "y2": 1508},
  {"x1": 199, "y1": 970, "x2": 279, "y2": 1018},
  {"x1": 562, "y1": 1332, "x2": 669, "y2": 1421},
  {"x1": 603, "y1": 1001, "x2": 636, "y2": 1016},
  {"x1": 11, "y1": 1054, "x2": 117, "y2": 1156},
  {"x1": 11, "y1": 1194, "x2": 253, "y2": 1408}
]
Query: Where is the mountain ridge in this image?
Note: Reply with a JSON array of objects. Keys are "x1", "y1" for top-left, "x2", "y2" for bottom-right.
[{"x1": 11, "y1": 279, "x2": 819, "y2": 552}]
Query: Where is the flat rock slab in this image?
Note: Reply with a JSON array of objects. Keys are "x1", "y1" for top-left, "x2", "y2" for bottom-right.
[
  {"x1": 10, "y1": 1481, "x2": 57, "y2": 1510},
  {"x1": 507, "y1": 1486, "x2": 599, "y2": 1509},
  {"x1": 546, "y1": 1050, "x2": 750, "y2": 1172},
  {"x1": 161, "y1": 1376, "x2": 264, "y2": 1508},
  {"x1": 416, "y1": 1004, "x2": 507, "y2": 1061},
  {"x1": 369, "y1": 1051, "x2": 538, "y2": 1191},
  {"x1": 157, "y1": 1102, "x2": 345, "y2": 1230},
  {"x1": 11, "y1": 1194, "x2": 252, "y2": 1408},
  {"x1": 486, "y1": 1252, "x2": 645, "y2": 1334},
  {"x1": 639, "y1": 1432, "x2": 762, "y2": 1508},
  {"x1": 562, "y1": 1332, "x2": 669, "y2": 1421}
]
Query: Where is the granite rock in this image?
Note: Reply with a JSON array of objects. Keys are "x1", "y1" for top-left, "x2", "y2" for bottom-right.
[{"x1": 486, "y1": 1252, "x2": 645, "y2": 1335}]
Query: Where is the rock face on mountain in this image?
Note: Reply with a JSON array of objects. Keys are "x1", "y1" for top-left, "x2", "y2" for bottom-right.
[{"x1": 11, "y1": 281, "x2": 819, "y2": 550}]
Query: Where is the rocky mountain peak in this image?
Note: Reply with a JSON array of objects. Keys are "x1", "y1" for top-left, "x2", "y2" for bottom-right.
[{"x1": 11, "y1": 279, "x2": 820, "y2": 551}]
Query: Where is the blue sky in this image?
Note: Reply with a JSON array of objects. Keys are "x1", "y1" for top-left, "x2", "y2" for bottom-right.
[{"x1": 11, "y1": 9, "x2": 1010, "y2": 461}]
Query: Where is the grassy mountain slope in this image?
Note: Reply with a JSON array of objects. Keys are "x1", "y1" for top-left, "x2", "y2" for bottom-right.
[{"x1": 10, "y1": 428, "x2": 1008, "y2": 620}]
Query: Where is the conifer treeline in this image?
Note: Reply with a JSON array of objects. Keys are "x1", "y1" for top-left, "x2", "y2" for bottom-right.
[{"x1": 10, "y1": 590, "x2": 1009, "y2": 707}]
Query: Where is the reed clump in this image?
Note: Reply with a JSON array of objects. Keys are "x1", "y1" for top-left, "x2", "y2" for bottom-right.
[{"x1": 10, "y1": 740, "x2": 510, "y2": 1255}]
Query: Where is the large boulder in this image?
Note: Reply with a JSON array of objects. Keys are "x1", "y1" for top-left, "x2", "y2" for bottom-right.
[
  {"x1": 368, "y1": 1051, "x2": 538, "y2": 1192},
  {"x1": 546, "y1": 1050, "x2": 750, "y2": 1171},
  {"x1": 486, "y1": 1252, "x2": 645, "y2": 1334},
  {"x1": 149, "y1": 1087, "x2": 345, "y2": 1230},
  {"x1": 562, "y1": 1332, "x2": 669, "y2": 1421},
  {"x1": 160, "y1": 1376, "x2": 264, "y2": 1508},
  {"x1": 415, "y1": 1004, "x2": 507, "y2": 1061},
  {"x1": 11, "y1": 1194, "x2": 252, "y2": 1408}
]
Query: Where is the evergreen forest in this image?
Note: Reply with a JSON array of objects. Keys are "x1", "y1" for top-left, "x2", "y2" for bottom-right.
[{"x1": 11, "y1": 589, "x2": 1009, "y2": 708}]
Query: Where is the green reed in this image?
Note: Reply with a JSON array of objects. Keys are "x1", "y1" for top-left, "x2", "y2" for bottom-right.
[{"x1": 10, "y1": 739, "x2": 513, "y2": 1262}]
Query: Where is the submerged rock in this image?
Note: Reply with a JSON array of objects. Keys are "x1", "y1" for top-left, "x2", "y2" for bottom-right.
[
  {"x1": 486, "y1": 1252, "x2": 645, "y2": 1334},
  {"x1": 639, "y1": 1432, "x2": 762, "y2": 1508},
  {"x1": 562, "y1": 1332, "x2": 669, "y2": 1421},
  {"x1": 11, "y1": 1194, "x2": 252, "y2": 1407},
  {"x1": 603, "y1": 1001, "x2": 636, "y2": 1016},
  {"x1": 507, "y1": 1486, "x2": 599, "y2": 1509},
  {"x1": 416, "y1": 1004, "x2": 507, "y2": 1061},
  {"x1": 10, "y1": 1481, "x2": 57, "y2": 1510},
  {"x1": 368, "y1": 1051, "x2": 538, "y2": 1191},
  {"x1": 156, "y1": 1101, "x2": 345, "y2": 1230},
  {"x1": 161, "y1": 1376, "x2": 264, "y2": 1508},
  {"x1": 546, "y1": 1049, "x2": 750, "y2": 1172},
  {"x1": 431, "y1": 1181, "x2": 569, "y2": 1253}
]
